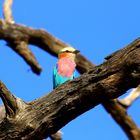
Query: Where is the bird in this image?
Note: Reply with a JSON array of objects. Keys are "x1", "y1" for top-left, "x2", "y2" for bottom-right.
[
  {"x1": 53, "y1": 46, "x2": 80, "y2": 89},
  {"x1": 52, "y1": 47, "x2": 79, "y2": 140}
]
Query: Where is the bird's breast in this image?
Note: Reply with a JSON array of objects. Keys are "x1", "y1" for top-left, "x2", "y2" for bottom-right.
[{"x1": 57, "y1": 58, "x2": 76, "y2": 77}]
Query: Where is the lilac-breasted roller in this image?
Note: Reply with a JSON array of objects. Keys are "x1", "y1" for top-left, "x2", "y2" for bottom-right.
[{"x1": 53, "y1": 47, "x2": 80, "y2": 89}]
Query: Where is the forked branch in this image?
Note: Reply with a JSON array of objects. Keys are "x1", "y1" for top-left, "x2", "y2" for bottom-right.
[
  {"x1": 1, "y1": 2, "x2": 140, "y2": 139},
  {"x1": 0, "y1": 20, "x2": 94, "y2": 74},
  {"x1": 0, "y1": 40, "x2": 140, "y2": 139},
  {"x1": 0, "y1": 18, "x2": 140, "y2": 139}
]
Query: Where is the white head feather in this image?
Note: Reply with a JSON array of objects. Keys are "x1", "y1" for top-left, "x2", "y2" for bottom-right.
[
  {"x1": 59, "y1": 47, "x2": 76, "y2": 53},
  {"x1": 59, "y1": 47, "x2": 79, "y2": 54}
]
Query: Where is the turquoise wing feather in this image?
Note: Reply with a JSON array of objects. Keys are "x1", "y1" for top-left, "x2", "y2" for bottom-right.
[{"x1": 53, "y1": 64, "x2": 75, "y2": 89}]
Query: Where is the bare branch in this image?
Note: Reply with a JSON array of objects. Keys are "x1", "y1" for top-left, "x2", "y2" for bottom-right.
[
  {"x1": 76, "y1": 38, "x2": 140, "y2": 139},
  {"x1": 0, "y1": 19, "x2": 93, "y2": 140},
  {"x1": 0, "y1": 19, "x2": 140, "y2": 139},
  {"x1": 50, "y1": 131, "x2": 62, "y2": 140},
  {"x1": 0, "y1": 80, "x2": 18, "y2": 117},
  {"x1": 10, "y1": 41, "x2": 42, "y2": 74},
  {"x1": 74, "y1": 38, "x2": 140, "y2": 139},
  {"x1": 0, "y1": 105, "x2": 5, "y2": 122},
  {"x1": 0, "y1": 20, "x2": 94, "y2": 74},
  {"x1": 0, "y1": 40, "x2": 140, "y2": 139},
  {"x1": 3, "y1": 0, "x2": 15, "y2": 24},
  {"x1": 0, "y1": 1, "x2": 140, "y2": 139},
  {"x1": 0, "y1": 81, "x2": 26, "y2": 117},
  {"x1": 103, "y1": 99, "x2": 140, "y2": 140},
  {"x1": 119, "y1": 85, "x2": 140, "y2": 108}
]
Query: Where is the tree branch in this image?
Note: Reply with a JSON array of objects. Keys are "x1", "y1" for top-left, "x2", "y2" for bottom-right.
[
  {"x1": 1, "y1": 1, "x2": 139, "y2": 140},
  {"x1": 0, "y1": 19, "x2": 93, "y2": 140},
  {"x1": 103, "y1": 99, "x2": 140, "y2": 140},
  {"x1": 0, "y1": 105, "x2": 5, "y2": 122},
  {"x1": 3, "y1": 0, "x2": 14, "y2": 24},
  {"x1": 0, "y1": 19, "x2": 140, "y2": 139},
  {"x1": 0, "y1": 81, "x2": 27, "y2": 117},
  {"x1": 0, "y1": 80, "x2": 18, "y2": 117},
  {"x1": 119, "y1": 85, "x2": 140, "y2": 108},
  {"x1": 0, "y1": 42, "x2": 140, "y2": 139},
  {"x1": 77, "y1": 38, "x2": 140, "y2": 139},
  {"x1": 10, "y1": 40, "x2": 42, "y2": 74},
  {"x1": 50, "y1": 131, "x2": 62, "y2": 140},
  {"x1": 0, "y1": 20, "x2": 94, "y2": 74}
]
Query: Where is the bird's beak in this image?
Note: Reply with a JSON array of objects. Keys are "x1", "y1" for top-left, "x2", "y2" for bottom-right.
[{"x1": 74, "y1": 50, "x2": 80, "y2": 54}]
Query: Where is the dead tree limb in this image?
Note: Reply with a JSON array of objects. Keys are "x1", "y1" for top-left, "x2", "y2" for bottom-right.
[
  {"x1": 0, "y1": 19, "x2": 140, "y2": 139},
  {"x1": 103, "y1": 100, "x2": 140, "y2": 140},
  {"x1": 1, "y1": 1, "x2": 140, "y2": 139},
  {"x1": 119, "y1": 84, "x2": 140, "y2": 108},
  {"x1": 101, "y1": 39, "x2": 140, "y2": 140},
  {"x1": 0, "y1": 42, "x2": 140, "y2": 139},
  {"x1": 0, "y1": 81, "x2": 27, "y2": 118},
  {"x1": 0, "y1": 106, "x2": 5, "y2": 121},
  {"x1": 3, "y1": 0, "x2": 14, "y2": 24},
  {"x1": 0, "y1": 20, "x2": 94, "y2": 74},
  {"x1": 0, "y1": 20, "x2": 42, "y2": 74},
  {"x1": 0, "y1": 81, "x2": 19, "y2": 117}
]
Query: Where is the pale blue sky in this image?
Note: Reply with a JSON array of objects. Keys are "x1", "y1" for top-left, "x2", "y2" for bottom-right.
[{"x1": 0, "y1": 1, "x2": 140, "y2": 140}]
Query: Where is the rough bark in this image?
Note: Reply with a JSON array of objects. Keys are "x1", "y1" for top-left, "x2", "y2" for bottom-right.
[
  {"x1": 0, "y1": 18, "x2": 140, "y2": 139},
  {"x1": 1, "y1": 1, "x2": 140, "y2": 140},
  {"x1": 1, "y1": 42, "x2": 140, "y2": 139}
]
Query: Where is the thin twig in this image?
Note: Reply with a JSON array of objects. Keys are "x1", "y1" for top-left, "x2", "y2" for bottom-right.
[
  {"x1": 50, "y1": 131, "x2": 62, "y2": 140},
  {"x1": 0, "y1": 105, "x2": 5, "y2": 122},
  {"x1": 3, "y1": 0, "x2": 15, "y2": 23},
  {"x1": 119, "y1": 85, "x2": 140, "y2": 108}
]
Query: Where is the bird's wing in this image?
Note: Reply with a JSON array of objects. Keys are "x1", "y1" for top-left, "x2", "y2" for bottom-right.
[
  {"x1": 73, "y1": 70, "x2": 76, "y2": 79},
  {"x1": 53, "y1": 64, "x2": 58, "y2": 89},
  {"x1": 53, "y1": 63, "x2": 76, "y2": 89}
]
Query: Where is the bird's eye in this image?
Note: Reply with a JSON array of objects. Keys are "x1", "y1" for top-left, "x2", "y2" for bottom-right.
[{"x1": 65, "y1": 50, "x2": 70, "y2": 52}]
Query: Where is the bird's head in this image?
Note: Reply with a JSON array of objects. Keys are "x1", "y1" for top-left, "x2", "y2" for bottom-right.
[{"x1": 58, "y1": 46, "x2": 80, "y2": 59}]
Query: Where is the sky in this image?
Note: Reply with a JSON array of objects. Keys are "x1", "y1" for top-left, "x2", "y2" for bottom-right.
[{"x1": 0, "y1": 0, "x2": 140, "y2": 140}]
